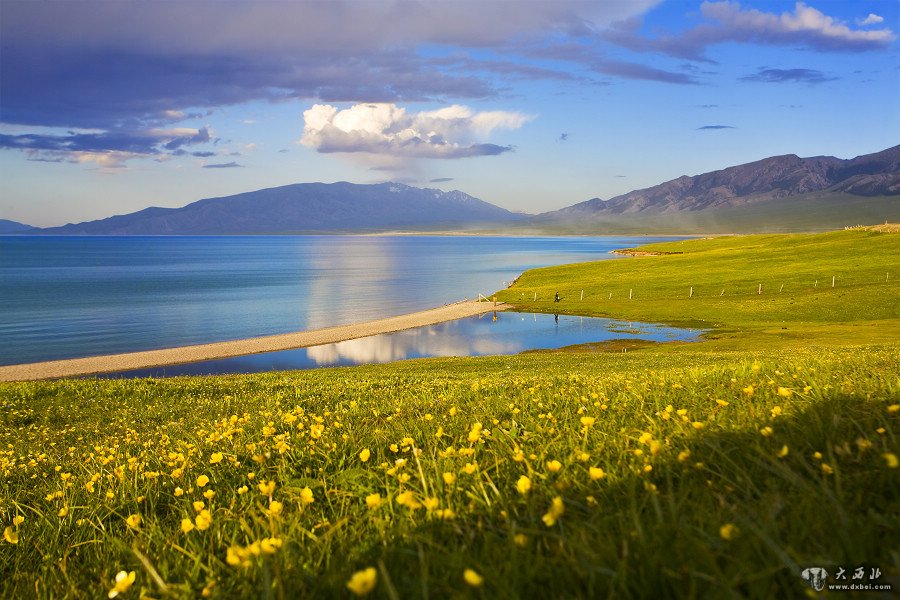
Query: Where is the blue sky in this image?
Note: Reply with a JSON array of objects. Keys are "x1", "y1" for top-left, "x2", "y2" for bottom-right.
[{"x1": 1, "y1": 0, "x2": 897, "y2": 227}]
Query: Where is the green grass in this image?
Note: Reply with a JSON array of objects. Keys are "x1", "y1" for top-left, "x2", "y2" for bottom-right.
[
  {"x1": 496, "y1": 229, "x2": 900, "y2": 349},
  {"x1": 1, "y1": 229, "x2": 898, "y2": 598}
]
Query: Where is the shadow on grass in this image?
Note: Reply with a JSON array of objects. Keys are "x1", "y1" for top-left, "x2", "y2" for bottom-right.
[{"x1": 346, "y1": 393, "x2": 899, "y2": 599}]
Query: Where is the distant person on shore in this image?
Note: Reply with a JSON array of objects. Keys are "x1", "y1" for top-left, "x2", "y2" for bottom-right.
[{"x1": 555, "y1": 292, "x2": 560, "y2": 303}]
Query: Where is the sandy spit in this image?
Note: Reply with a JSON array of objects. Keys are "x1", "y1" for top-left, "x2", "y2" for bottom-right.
[{"x1": 0, "y1": 301, "x2": 508, "y2": 382}]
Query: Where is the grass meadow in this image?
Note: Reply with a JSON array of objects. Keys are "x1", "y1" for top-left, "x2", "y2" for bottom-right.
[{"x1": 1, "y1": 228, "x2": 898, "y2": 598}]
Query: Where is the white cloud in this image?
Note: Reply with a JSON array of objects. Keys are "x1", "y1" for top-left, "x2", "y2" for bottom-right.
[
  {"x1": 858, "y1": 13, "x2": 884, "y2": 26},
  {"x1": 701, "y1": 1, "x2": 896, "y2": 48},
  {"x1": 300, "y1": 103, "x2": 532, "y2": 159}
]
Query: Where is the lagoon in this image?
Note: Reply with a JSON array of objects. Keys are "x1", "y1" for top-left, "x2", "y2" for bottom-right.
[
  {"x1": 106, "y1": 311, "x2": 700, "y2": 378},
  {"x1": 0, "y1": 235, "x2": 686, "y2": 366}
]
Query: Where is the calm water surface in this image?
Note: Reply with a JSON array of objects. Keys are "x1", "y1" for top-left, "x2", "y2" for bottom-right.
[
  {"x1": 109, "y1": 312, "x2": 700, "y2": 378},
  {"x1": 1, "y1": 235, "x2": 687, "y2": 365}
]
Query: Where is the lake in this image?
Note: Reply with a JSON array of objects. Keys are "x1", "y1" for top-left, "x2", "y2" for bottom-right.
[
  {"x1": 0, "y1": 235, "x2": 686, "y2": 366},
  {"x1": 107, "y1": 311, "x2": 700, "y2": 378}
]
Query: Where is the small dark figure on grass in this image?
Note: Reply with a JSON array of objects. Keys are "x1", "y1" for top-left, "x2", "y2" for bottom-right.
[{"x1": 554, "y1": 292, "x2": 560, "y2": 303}]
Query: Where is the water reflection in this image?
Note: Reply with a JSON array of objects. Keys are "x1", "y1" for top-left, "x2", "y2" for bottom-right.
[{"x1": 108, "y1": 312, "x2": 700, "y2": 378}]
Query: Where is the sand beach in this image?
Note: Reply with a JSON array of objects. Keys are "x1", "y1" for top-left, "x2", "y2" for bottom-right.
[{"x1": 0, "y1": 300, "x2": 506, "y2": 381}]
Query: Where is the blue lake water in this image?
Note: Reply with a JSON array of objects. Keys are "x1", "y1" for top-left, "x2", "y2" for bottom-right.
[
  {"x1": 0, "y1": 235, "x2": 688, "y2": 366},
  {"x1": 107, "y1": 312, "x2": 700, "y2": 378}
]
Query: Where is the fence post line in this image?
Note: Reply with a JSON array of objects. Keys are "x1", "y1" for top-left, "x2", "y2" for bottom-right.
[
  {"x1": 580, "y1": 289, "x2": 584, "y2": 301},
  {"x1": 832, "y1": 276, "x2": 835, "y2": 288},
  {"x1": 629, "y1": 289, "x2": 632, "y2": 300},
  {"x1": 758, "y1": 283, "x2": 762, "y2": 295},
  {"x1": 689, "y1": 286, "x2": 693, "y2": 298}
]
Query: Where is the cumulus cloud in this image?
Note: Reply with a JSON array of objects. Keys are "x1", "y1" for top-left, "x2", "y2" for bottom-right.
[
  {"x1": 858, "y1": 14, "x2": 884, "y2": 26},
  {"x1": 300, "y1": 103, "x2": 531, "y2": 159},
  {"x1": 740, "y1": 67, "x2": 837, "y2": 84}
]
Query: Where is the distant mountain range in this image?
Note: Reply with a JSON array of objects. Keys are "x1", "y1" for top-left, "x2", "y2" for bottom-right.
[
  {"x1": 541, "y1": 144, "x2": 899, "y2": 220},
  {"x1": 0, "y1": 219, "x2": 34, "y2": 233},
  {"x1": 6, "y1": 145, "x2": 898, "y2": 235},
  {"x1": 35, "y1": 182, "x2": 525, "y2": 235}
]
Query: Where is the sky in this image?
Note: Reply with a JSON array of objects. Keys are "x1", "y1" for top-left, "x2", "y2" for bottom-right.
[{"x1": 0, "y1": 0, "x2": 898, "y2": 227}]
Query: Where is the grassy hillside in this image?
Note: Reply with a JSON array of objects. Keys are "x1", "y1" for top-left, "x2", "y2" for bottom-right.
[
  {"x1": 516, "y1": 193, "x2": 900, "y2": 235},
  {"x1": 1, "y1": 229, "x2": 898, "y2": 598},
  {"x1": 496, "y1": 228, "x2": 900, "y2": 349}
]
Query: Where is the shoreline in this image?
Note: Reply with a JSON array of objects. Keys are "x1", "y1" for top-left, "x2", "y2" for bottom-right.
[{"x1": 0, "y1": 301, "x2": 507, "y2": 382}]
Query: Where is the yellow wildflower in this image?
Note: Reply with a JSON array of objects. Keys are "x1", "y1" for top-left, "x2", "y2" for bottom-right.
[
  {"x1": 260, "y1": 537, "x2": 282, "y2": 554},
  {"x1": 776, "y1": 388, "x2": 792, "y2": 398},
  {"x1": 462, "y1": 462, "x2": 477, "y2": 474},
  {"x1": 742, "y1": 385, "x2": 754, "y2": 396},
  {"x1": 677, "y1": 450, "x2": 691, "y2": 463},
  {"x1": 107, "y1": 570, "x2": 136, "y2": 598},
  {"x1": 777, "y1": 445, "x2": 789, "y2": 458},
  {"x1": 237, "y1": 485, "x2": 248, "y2": 495},
  {"x1": 580, "y1": 416, "x2": 595, "y2": 427},
  {"x1": 884, "y1": 453, "x2": 898, "y2": 468},
  {"x1": 589, "y1": 467, "x2": 606, "y2": 480},
  {"x1": 209, "y1": 452, "x2": 223, "y2": 464},
  {"x1": 346, "y1": 567, "x2": 377, "y2": 596},
  {"x1": 203, "y1": 490, "x2": 215, "y2": 500},
  {"x1": 3, "y1": 526, "x2": 17, "y2": 544},
  {"x1": 195, "y1": 509, "x2": 212, "y2": 531},
  {"x1": 174, "y1": 487, "x2": 184, "y2": 497},
  {"x1": 365, "y1": 493, "x2": 382, "y2": 510},
  {"x1": 759, "y1": 426, "x2": 773, "y2": 437},
  {"x1": 181, "y1": 518, "x2": 195, "y2": 533},
  {"x1": 715, "y1": 399, "x2": 729, "y2": 407},
  {"x1": 821, "y1": 463, "x2": 833, "y2": 475},
  {"x1": 395, "y1": 490, "x2": 420, "y2": 509},
  {"x1": 577, "y1": 452, "x2": 591, "y2": 462},
  {"x1": 193, "y1": 500, "x2": 205, "y2": 513},
  {"x1": 300, "y1": 487, "x2": 314, "y2": 505},
  {"x1": 546, "y1": 460, "x2": 562, "y2": 473},
  {"x1": 13, "y1": 516, "x2": 24, "y2": 526},
  {"x1": 719, "y1": 523, "x2": 737, "y2": 540},
  {"x1": 541, "y1": 496, "x2": 565, "y2": 527},
  {"x1": 888, "y1": 404, "x2": 899, "y2": 413},
  {"x1": 359, "y1": 448, "x2": 371, "y2": 462},
  {"x1": 516, "y1": 475, "x2": 532, "y2": 495},
  {"x1": 258, "y1": 480, "x2": 276, "y2": 496},
  {"x1": 268, "y1": 501, "x2": 283, "y2": 517},
  {"x1": 691, "y1": 422, "x2": 704, "y2": 430},
  {"x1": 513, "y1": 533, "x2": 528, "y2": 546},
  {"x1": 463, "y1": 569, "x2": 483, "y2": 587},
  {"x1": 58, "y1": 507, "x2": 69, "y2": 518},
  {"x1": 442, "y1": 472, "x2": 456, "y2": 485},
  {"x1": 467, "y1": 422, "x2": 483, "y2": 443},
  {"x1": 125, "y1": 514, "x2": 141, "y2": 529},
  {"x1": 196, "y1": 475, "x2": 210, "y2": 488}
]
